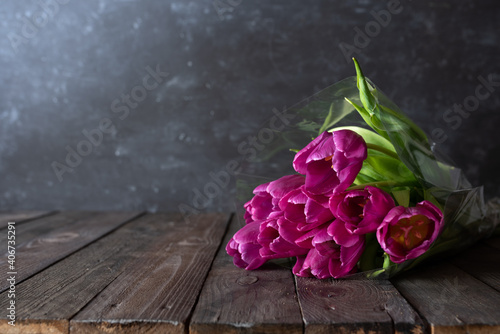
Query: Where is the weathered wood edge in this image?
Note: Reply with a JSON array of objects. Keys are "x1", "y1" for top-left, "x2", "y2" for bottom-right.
[
  {"x1": 0, "y1": 319, "x2": 68, "y2": 334},
  {"x1": 0, "y1": 211, "x2": 58, "y2": 229},
  {"x1": 70, "y1": 320, "x2": 184, "y2": 334}
]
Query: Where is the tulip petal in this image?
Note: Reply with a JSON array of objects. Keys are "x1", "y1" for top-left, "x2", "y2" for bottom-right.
[
  {"x1": 293, "y1": 130, "x2": 367, "y2": 195},
  {"x1": 233, "y1": 221, "x2": 261, "y2": 244},
  {"x1": 305, "y1": 159, "x2": 340, "y2": 195},
  {"x1": 327, "y1": 219, "x2": 362, "y2": 247},
  {"x1": 244, "y1": 174, "x2": 305, "y2": 224},
  {"x1": 293, "y1": 132, "x2": 331, "y2": 174}
]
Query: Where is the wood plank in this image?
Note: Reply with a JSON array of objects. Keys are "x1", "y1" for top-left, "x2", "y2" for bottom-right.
[
  {"x1": 0, "y1": 211, "x2": 142, "y2": 292},
  {"x1": 0, "y1": 211, "x2": 55, "y2": 229},
  {"x1": 189, "y1": 216, "x2": 304, "y2": 334},
  {"x1": 296, "y1": 275, "x2": 424, "y2": 334},
  {"x1": 391, "y1": 263, "x2": 500, "y2": 333},
  {"x1": 0, "y1": 213, "x2": 226, "y2": 333},
  {"x1": 451, "y1": 243, "x2": 500, "y2": 292},
  {"x1": 70, "y1": 212, "x2": 230, "y2": 334}
]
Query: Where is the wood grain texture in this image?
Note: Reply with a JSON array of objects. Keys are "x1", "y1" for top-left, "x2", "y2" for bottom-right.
[
  {"x1": 70, "y1": 212, "x2": 230, "y2": 334},
  {"x1": 391, "y1": 262, "x2": 500, "y2": 333},
  {"x1": 0, "y1": 210, "x2": 497, "y2": 333},
  {"x1": 0, "y1": 211, "x2": 142, "y2": 292},
  {"x1": 0, "y1": 213, "x2": 191, "y2": 333},
  {"x1": 0, "y1": 216, "x2": 174, "y2": 333},
  {"x1": 451, "y1": 243, "x2": 500, "y2": 292},
  {"x1": 296, "y1": 276, "x2": 423, "y2": 334},
  {"x1": 189, "y1": 216, "x2": 303, "y2": 334},
  {"x1": 0, "y1": 211, "x2": 55, "y2": 229}
]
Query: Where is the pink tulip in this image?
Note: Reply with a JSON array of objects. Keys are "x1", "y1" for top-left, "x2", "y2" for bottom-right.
[
  {"x1": 278, "y1": 186, "x2": 334, "y2": 232},
  {"x1": 293, "y1": 219, "x2": 365, "y2": 279},
  {"x1": 226, "y1": 221, "x2": 267, "y2": 270},
  {"x1": 329, "y1": 186, "x2": 395, "y2": 235},
  {"x1": 244, "y1": 174, "x2": 305, "y2": 224},
  {"x1": 293, "y1": 130, "x2": 367, "y2": 195},
  {"x1": 376, "y1": 201, "x2": 444, "y2": 264},
  {"x1": 258, "y1": 217, "x2": 309, "y2": 259}
]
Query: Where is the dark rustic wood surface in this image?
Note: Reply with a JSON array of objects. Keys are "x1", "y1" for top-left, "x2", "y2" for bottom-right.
[
  {"x1": 190, "y1": 215, "x2": 303, "y2": 334},
  {"x1": 71, "y1": 212, "x2": 230, "y2": 334},
  {"x1": 0, "y1": 211, "x2": 142, "y2": 292},
  {"x1": 451, "y1": 243, "x2": 500, "y2": 292},
  {"x1": 391, "y1": 263, "x2": 500, "y2": 333},
  {"x1": 296, "y1": 276, "x2": 424, "y2": 334},
  {"x1": 0, "y1": 211, "x2": 55, "y2": 229},
  {"x1": 0, "y1": 212, "x2": 498, "y2": 334}
]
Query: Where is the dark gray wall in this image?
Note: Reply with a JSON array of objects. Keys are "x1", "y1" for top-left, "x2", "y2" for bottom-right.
[{"x1": 1, "y1": 0, "x2": 499, "y2": 212}]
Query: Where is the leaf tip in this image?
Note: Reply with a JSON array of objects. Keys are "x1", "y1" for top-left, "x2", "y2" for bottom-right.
[{"x1": 352, "y1": 57, "x2": 364, "y2": 78}]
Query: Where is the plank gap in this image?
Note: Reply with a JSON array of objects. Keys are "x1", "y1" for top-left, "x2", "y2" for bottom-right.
[
  {"x1": 293, "y1": 275, "x2": 307, "y2": 334},
  {"x1": 0, "y1": 211, "x2": 145, "y2": 293},
  {"x1": 71, "y1": 212, "x2": 231, "y2": 334},
  {"x1": 189, "y1": 215, "x2": 304, "y2": 334},
  {"x1": 391, "y1": 262, "x2": 500, "y2": 333},
  {"x1": 0, "y1": 210, "x2": 58, "y2": 230},
  {"x1": 184, "y1": 213, "x2": 234, "y2": 331}
]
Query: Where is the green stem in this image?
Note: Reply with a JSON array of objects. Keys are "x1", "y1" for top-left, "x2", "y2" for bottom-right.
[
  {"x1": 358, "y1": 233, "x2": 379, "y2": 271},
  {"x1": 365, "y1": 143, "x2": 399, "y2": 160},
  {"x1": 382, "y1": 253, "x2": 392, "y2": 269}
]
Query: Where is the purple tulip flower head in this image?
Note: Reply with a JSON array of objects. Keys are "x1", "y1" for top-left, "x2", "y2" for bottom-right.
[
  {"x1": 278, "y1": 186, "x2": 334, "y2": 233},
  {"x1": 226, "y1": 221, "x2": 267, "y2": 270},
  {"x1": 293, "y1": 219, "x2": 365, "y2": 279},
  {"x1": 376, "y1": 201, "x2": 444, "y2": 264},
  {"x1": 329, "y1": 186, "x2": 395, "y2": 235},
  {"x1": 258, "y1": 217, "x2": 310, "y2": 259},
  {"x1": 244, "y1": 174, "x2": 305, "y2": 224},
  {"x1": 293, "y1": 130, "x2": 367, "y2": 196}
]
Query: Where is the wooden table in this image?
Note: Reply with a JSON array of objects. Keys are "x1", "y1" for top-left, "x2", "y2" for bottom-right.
[{"x1": 0, "y1": 211, "x2": 498, "y2": 334}]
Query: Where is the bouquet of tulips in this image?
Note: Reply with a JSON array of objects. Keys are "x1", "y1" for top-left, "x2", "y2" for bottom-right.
[{"x1": 226, "y1": 59, "x2": 499, "y2": 279}]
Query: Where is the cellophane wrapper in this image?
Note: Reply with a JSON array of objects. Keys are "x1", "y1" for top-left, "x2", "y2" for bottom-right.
[{"x1": 236, "y1": 76, "x2": 500, "y2": 279}]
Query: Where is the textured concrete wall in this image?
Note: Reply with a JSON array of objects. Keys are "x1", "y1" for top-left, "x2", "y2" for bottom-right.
[{"x1": 1, "y1": 0, "x2": 499, "y2": 212}]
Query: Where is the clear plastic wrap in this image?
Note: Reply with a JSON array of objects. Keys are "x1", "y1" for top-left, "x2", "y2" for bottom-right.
[{"x1": 232, "y1": 62, "x2": 499, "y2": 279}]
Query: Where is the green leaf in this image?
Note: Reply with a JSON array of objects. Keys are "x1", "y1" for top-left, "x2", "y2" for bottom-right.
[
  {"x1": 353, "y1": 58, "x2": 377, "y2": 113},
  {"x1": 378, "y1": 104, "x2": 428, "y2": 145},
  {"x1": 344, "y1": 98, "x2": 389, "y2": 140},
  {"x1": 423, "y1": 188, "x2": 444, "y2": 211},
  {"x1": 364, "y1": 154, "x2": 416, "y2": 183},
  {"x1": 318, "y1": 103, "x2": 335, "y2": 135},
  {"x1": 350, "y1": 59, "x2": 458, "y2": 192},
  {"x1": 392, "y1": 187, "x2": 411, "y2": 207},
  {"x1": 329, "y1": 126, "x2": 395, "y2": 153},
  {"x1": 353, "y1": 170, "x2": 379, "y2": 185}
]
